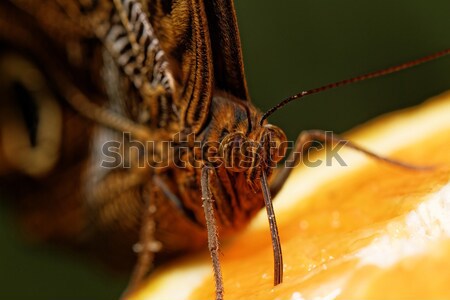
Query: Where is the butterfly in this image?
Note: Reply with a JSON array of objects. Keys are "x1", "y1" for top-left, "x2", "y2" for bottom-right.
[{"x1": 0, "y1": 1, "x2": 448, "y2": 300}]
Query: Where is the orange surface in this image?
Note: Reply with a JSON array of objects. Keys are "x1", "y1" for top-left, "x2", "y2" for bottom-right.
[{"x1": 131, "y1": 91, "x2": 450, "y2": 300}]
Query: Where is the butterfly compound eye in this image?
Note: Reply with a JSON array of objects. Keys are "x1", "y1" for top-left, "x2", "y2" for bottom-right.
[{"x1": 264, "y1": 124, "x2": 288, "y2": 164}]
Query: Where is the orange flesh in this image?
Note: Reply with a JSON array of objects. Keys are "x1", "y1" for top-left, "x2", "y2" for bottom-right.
[
  {"x1": 191, "y1": 133, "x2": 450, "y2": 300},
  {"x1": 131, "y1": 91, "x2": 450, "y2": 300}
]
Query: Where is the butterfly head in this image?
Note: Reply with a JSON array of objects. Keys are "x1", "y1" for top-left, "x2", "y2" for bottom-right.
[{"x1": 202, "y1": 94, "x2": 287, "y2": 191}]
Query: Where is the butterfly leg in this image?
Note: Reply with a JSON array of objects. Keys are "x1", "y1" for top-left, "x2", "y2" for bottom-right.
[
  {"x1": 122, "y1": 172, "x2": 195, "y2": 298},
  {"x1": 270, "y1": 129, "x2": 428, "y2": 197},
  {"x1": 122, "y1": 194, "x2": 160, "y2": 298},
  {"x1": 83, "y1": 160, "x2": 158, "y2": 299},
  {"x1": 201, "y1": 166, "x2": 224, "y2": 300}
]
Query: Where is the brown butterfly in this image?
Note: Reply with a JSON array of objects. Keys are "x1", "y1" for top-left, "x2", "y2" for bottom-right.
[
  {"x1": 0, "y1": 1, "x2": 448, "y2": 300},
  {"x1": 0, "y1": 2, "x2": 283, "y2": 298}
]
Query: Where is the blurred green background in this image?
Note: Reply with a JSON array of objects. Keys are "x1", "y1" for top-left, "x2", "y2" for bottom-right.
[
  {"x1": 1, "y1": 0, "x2": 449, "y2": 299},
  {"x1": 237, "y1": 0, "x2": 450, "y2": 140}
]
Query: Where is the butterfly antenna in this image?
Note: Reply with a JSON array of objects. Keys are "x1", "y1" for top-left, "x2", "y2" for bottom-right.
[
  {"x1": 260, "y1": 171, "x2": 283, "y2": 285},
  {"x1": 260, "y1": 48, "x2": 450, "y2": 125}
]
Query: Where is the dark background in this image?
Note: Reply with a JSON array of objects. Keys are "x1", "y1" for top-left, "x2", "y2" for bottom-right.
[
  {"x1": 1, "y1": 0, "x2": 449, "y2": 299},
  {"x1": 237, "y1": 0, "x2": 450, "y2": 141}
]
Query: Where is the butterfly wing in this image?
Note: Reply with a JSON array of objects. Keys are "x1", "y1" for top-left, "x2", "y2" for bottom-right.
[
  {"x1": 147, "y1": 0, "x2": 250, "y2": 133},
  {"x1": 203, "y1": 0, "x2": 250, "y2": 101}
]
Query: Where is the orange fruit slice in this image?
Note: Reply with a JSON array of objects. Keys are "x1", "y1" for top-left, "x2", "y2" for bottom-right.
[{"x1": 130, "y1": 91, "x2": 450, "y2": 300}]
